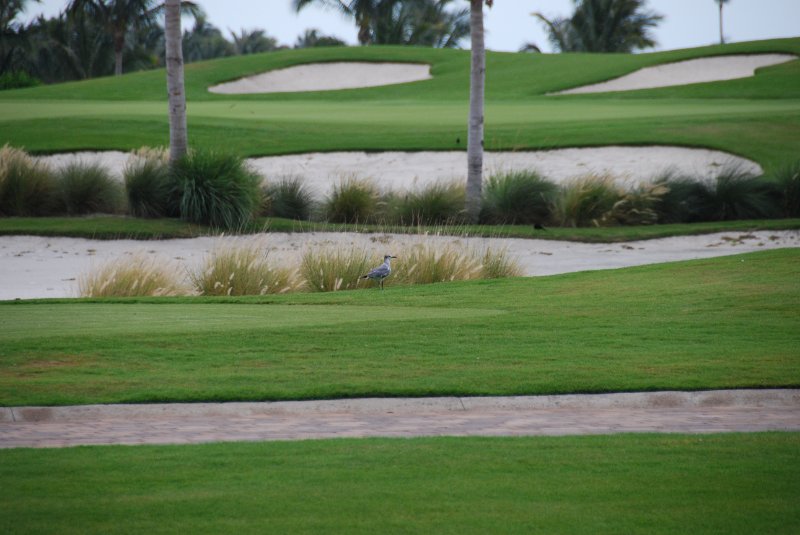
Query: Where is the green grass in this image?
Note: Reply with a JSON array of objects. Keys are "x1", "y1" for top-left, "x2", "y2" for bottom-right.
[
  {"x1": 0, "y1": 39, "x2": 798, "y2": 170},
  {"x1": 1, "y1": 249, "x2": 798, "y2": 406},
  {"x1": 1, "y1": 433, "x2": 798, "y2": 534}
]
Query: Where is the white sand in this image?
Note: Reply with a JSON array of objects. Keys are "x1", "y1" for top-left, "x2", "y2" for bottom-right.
[
  {"x1": 209, "y1": 62, "x2": 432, "y2": 94},
  {"x1": 1, "y1": 231, "x2": 797, "y2": 300},
  {"x1": 35, "y1": 146, "x2": 761, "y2": 198},
  {"x1": 556, "y1": 54, "x2": 797, "y2": 94}
]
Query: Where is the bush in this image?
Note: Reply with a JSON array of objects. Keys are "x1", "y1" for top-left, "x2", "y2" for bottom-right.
[
  {"x1": 0, "y1": 144, "x2": 57, "y2": 216},
  {"x1": 124, "y1": 156, "x2": 173, "y2": 218},
  {"x1": 79, "y1": 254, "x2": 190, "y2": 297},
  {"x1": 191, "y1": 242, "x2": 301, "y2": 296},
  {"x1": 712, "y1": 165, "x2": 779, "y2": 220},
  {"x1": 393, "y1": 181, "x2": 466, "y2": 225},
  {"x1": 171, "y1": 150, "x2": 262, "y2": 229},
  {"x1": 481, "y1": 170, "x2": 557, "y2": 225},
  {"x1": 301, "y1": 246, "x2": 375, "y2": 292},
  {"x1": 55, "y1": 161, "x2": 123, "y2": 215},
  {"x1": 324, "y1": 177, "x2": 379, "y2": 224},
  {"x1": 554, "y1": 174, "x2": 622, "y2": 227},
  {"x1": 262, "y1": 176, "x2": 314, "y2": 220},
  {"x1": 0, "y1": 71, "x2": 40, "y2": 90},
  {"x1": 769, "y1": 160, "x2": 800, "y2": 218}
]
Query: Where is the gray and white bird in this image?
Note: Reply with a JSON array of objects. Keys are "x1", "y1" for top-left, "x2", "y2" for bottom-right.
[{"x1": 361, "y1": 255, "x2": 397, "y2": 290}]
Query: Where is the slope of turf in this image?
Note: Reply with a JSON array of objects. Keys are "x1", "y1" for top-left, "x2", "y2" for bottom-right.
[
  {"x1": 1, "y1": 249, "x2": 797, "y2": 406},
  {"x1": 0, "y1": 39, "x2": 798, "y2": 169},
  {"x1": 1, "y1": 434, "x2": 798, "y2": 534}
]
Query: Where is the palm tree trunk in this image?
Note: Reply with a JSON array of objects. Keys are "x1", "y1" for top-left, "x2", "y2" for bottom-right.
[
  {"x1": 465, "y1": 0, "x2": 485, "y2": 224},
  {"x1": 113, "y1": 31, "x2": 124, "y2": 76},
  {"x1": 165, "y1": 0, "x2": 187, "y2": 164},
  {"x1": 718, "y1": 1, "x2": 724, "y2": 45}
]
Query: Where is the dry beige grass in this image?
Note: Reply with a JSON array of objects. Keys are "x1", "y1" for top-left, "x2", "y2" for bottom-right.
[{"x1": 79, "y1": 254, "x2": 191, "y2": 297}]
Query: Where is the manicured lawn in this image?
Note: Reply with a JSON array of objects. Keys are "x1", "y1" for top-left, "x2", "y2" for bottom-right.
[
  {"x1": 1, "y1": 433, "x2": 798, "y2": 534},
  {"x1": 0, "y1": 39, "x2": 798, "y2": 169},
  {"x1": 1, "y1": 249, "x2": 798, "y2": 406}
]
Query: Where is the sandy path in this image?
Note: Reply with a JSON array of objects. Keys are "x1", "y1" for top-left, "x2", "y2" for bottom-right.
[
  {"x1": 2, "y1": 390, "x2": 798, "y2": 448},
  {"x1": 1, "y1": 230, "x2": 797, "y2": 300}
]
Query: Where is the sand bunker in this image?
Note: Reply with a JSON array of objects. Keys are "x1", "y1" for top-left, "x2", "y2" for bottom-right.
[
  {"x1": 209, "y1": 62, "x2": 432, "y2": 94},
  {"x1": 36, "y1": 146, "x2": 761, "y2": 198},
  {"x1": 556, "y1": 54, "x2": 797, "y2": 94}
]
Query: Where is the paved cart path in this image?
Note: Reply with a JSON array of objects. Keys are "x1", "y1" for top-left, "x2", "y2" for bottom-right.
[{"x1": 2, "y1": 390, "x2": 798, "y2": 449}]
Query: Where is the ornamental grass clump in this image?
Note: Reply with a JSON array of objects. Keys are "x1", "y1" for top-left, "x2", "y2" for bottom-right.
[
  {"x1": 392, "y1": 242, "x2": 483, "y2": 285},
  {"x1": 770, "y1": 159, "x2": 800, "y2": 218},
  {"x1": 124, "y1": 154, "x2": 173, "y2": 218},
  {"x1": 481, "y1": 170, "x2": 557, "y2": 225},
  {"x1": 711, "y1": 164, "x2": 779, "y2": 220},
  {"x1": 555, "y1": 173, "x2": 623, "y2": 227},
  {"x1": 597, "y1": 182, "x2": 669, "y2": 226},
  {"x1": 0, "y1": 144, "x2": 57, "y2": 216},
  {"x1": 653, "y1": 171, "x2": 714, "y2": 223},
  {"x1": 171, "y1": 150, "x2": 262, "y2": 230},
  {"x1": 393, "y1": 181, "x2": 466, "y2": 225},
  {"x1": 79, "y1": 254, "x2": 190, "y2": 297},
  {"x1": 261, "y1": 176, "x2": 314, "y2": 220},
  {"x1": 480, "y1": 246, "x2": 524, "y2": 279},
  {"x1": 301, "y1": 246, "x2": 374, "y2": 292},
  {"x1": 324, "y1": 177, "x2": 380, "y2": 223},
  {"x1": 191, "y1": 242, "x2": 301, "y2": 296},
  {"x1": 55, "y1": 161, "x2": 124, "y2": 215}
]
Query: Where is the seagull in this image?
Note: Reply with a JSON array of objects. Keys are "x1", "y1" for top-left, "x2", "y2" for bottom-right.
[{"x1": 361, "y1": 255, "x2": 397, "y2": 290}]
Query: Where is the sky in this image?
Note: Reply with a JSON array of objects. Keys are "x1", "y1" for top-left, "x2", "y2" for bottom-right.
[{"x1": 20, "y1": 0, "x2": 800, "y2": 54}]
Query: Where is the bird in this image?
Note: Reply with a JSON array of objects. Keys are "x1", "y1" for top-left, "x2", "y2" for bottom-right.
[{"x1": 361, "y1": 255, "x2": 397, "y2": 290}]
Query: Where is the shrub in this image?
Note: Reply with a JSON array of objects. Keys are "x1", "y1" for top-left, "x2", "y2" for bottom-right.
[
  {"x1": 481, "y1": 247, "x2": 524, "y2": 279},
  {"x1": 481, "y1": 170, "x2": 557, "y2": 225},
  {"x1": 0, "y1": 71, "x2": 40, "y2": 90},
  {"x1": 597, "y1": 182, "x2": 669, "y2": 226},
  {"x1": 0, "y1": 144, "x2": 57, "y2": 216},
  {"x1": 55, "y1": 161, "x2": 123, "y2": 215},
  {"x1": 301, "y1": 246, "x2": 374, "y2": 292},
  {"x1": 769, "y1": 160, "x2": 800, "y2": 218},
  {"x1": 124, "y1": 156, "x2": 173, "y2": 218},
  {"x1": 262, "y1": 176, "x2": 314, "y2": 220},
  {"x1": 171, "y1": 150, "x2": 263, "y2": 230},
  {"x1": 191, "y1": 242, "x2": 301, "y2": 296},
  {"x1": 324, "y1": 177, "x2": 379, "y2": 224},
  {"x1": 79, "y1": 254, "x2": 190, "y2": 297},
  {"x1": 393, "y1": 181, "x2": 466, "y2": 225},
  {"x1": 712, "y1": 165, "x2": 779, "y2": 220},
  {"x1": 554, "y1": 174, "x2": 623, "y2": 227}
]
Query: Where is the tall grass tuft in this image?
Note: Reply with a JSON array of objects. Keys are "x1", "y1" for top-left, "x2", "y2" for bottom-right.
[
  {"x1": 191, "y1": 242, "x2": 301, "y2": 296},
  {"x1": 392, "y1": 242, "x2": 482, "y2": 285},
  {"x1": 481, "y1": 246, "x2": 524, "y2": 279},
  {"x1": 0, "y1": 144, "x2": 57, "y2": 216},
  {"x1": 771, "y1": 159, "x2": 800, "y2": 218},
  {"x1": 711, "y1": 165, "x2": 779, "y2": 220},
  {"x1": 55, "y1": 161, "x2": 124, "y2": 215},
  {"x1": 597, "y1": 182, "x2": 669, "y2": 226},
  {"x1": 481, "y1": 170, "x2": 557, "y2": 225},
  {"x1": 262, "y1": 176, "x2": 314, "y2": 220},
  {"x1": 79, "y1": 254, "x2": 190, "y2": 297},
  {"x1": 324, "y1": 177, "x2": 379, "y2": 224},
  {"x1": 171, "y1": 150, "x2": 262, "y2": 230},
  {"x1": 554, "y1": 174, "x2": 623, "y2": 227},
  {"x1": 301, "y1": 246, "x2": 374, "y2": 292},
  {"x1": 124, "y1": 155, "x2": 173, "y2": 218},
  {"x1": 393, "y1": 181, "x2": 466, "y2": 225}
]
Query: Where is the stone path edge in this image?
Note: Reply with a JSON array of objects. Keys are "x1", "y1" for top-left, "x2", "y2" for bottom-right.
[{"x1": 2, "y1": 389, "x2": 798, "y2": 423}]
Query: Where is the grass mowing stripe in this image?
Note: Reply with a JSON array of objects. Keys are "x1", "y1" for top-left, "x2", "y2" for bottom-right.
[
  {"x1": 0, "y1": 304, "x2": 504, "y2": 341},
  {"x1": 1, "y1": 433, "x2": 798, "y2": 534},
  {"x1": 0, "y1": 250, "x2": 797, "y2": 406}
]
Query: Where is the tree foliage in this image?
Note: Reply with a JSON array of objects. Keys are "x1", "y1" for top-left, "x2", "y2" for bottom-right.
[{"x1": 534, "y1": 0, "x2": 663, "y2": 53}]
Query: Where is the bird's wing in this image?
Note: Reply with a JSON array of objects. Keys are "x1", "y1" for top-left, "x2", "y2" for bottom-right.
[{"x1": 367, "y1": 264, "x2": 390, "y2": 278}]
